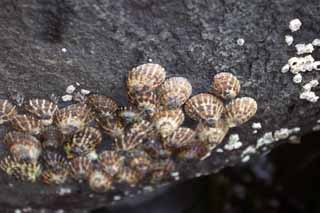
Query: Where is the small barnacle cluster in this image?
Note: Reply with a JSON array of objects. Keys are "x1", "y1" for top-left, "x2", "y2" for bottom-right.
[{"x1": 0, "y1": 63, "x2": 257, "y2": 193}]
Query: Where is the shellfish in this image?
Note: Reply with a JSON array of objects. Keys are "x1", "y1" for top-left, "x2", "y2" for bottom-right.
[
  {"x1": 69, "y1": 156, "x2": 93, "y2": 181},
  {"x1": 225, "y1": 97, "x2": 257, "y2": 127},
  {"x1": 150, "y1": 159, "x2": 175, "y2": 184},
  {"x1": 128, "y1": 92, "x2": 158, "y2": 117},
  {"x1": 162, "y1": 127, "x2": 195, "y2": 150},
  {"x1": 159, "y1": 77, "x2": 192, "y2": 109},
  {"x1": 176, "y1": 141, "x2": 209, "y2": 160},
  {"x1": 96, "y1": 116, "x2": 124, "y2": 140},
  {"x1": 41, "y1": 151, "x2": 69, "y2": 184},
  {"x1": 117, "y1": 106, "x2": 143, "y2": 125},
  {"x1": 0, "y1": 99, "x2": 16, "y2": 124},
  {"x1": 116, "y1": 167, "x2": 142, "y2": 187},
  {"x1": 86, "y1": 95, "x2": 118, "y2": 118},
  {"x1": 11, "y1": 114, "x2": 42, "y2": 135},
  {"x1": 99, "y1": 150, "x2": 125, "y2": 176},
  {"x1": 42, "y1": 169, "x2": 69, "y2": 185},
  {"x1": 127, "y1": 150, "x2": 152, "y2": 174},
  {"x1": 184, "y1": 93, "x2": 224, "y2": 125},
  {"x1": 211, "y1": 72, "x2": 240, "y2": 100},
  {"x1": 25, "y1": 99, "x2": 58, "y2": 126},
  {"x1": 41, "y1": 125, "x2": 64, "y2": 149},
  {"x1": 88, "y1": 170, "x2": 113, "y2": 192},
  {"x1": 153, "y1": 109, "x2": 185, "y2": 138}
]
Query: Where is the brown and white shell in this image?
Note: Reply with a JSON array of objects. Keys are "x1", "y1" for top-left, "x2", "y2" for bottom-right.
[
  {"x1": 225, "y1": 97, "x2": 257, "y2": 127},
  {"x1": 25, "y1": 99, "x2": 58, "y2": 126},
  {"x1": 140, "y1": 139, "x2": 172, "y2": 159},
  {"x1": 86, "y1": 95, "x2": 118, "y2": 118},
  {"x1": 96, "y1": 116, "x2": 124, "y2": 140},
  {"x1": 64, "y1": 127, "x2": 102, "y2": 159},
  {"x1": 99, "y1": 150, "x2": 125, "y2": 176},
  {"x1": 150, "y1": 159, "x2": 175, "y2": 184},
  {"x1": 159, "y1": 77, "x2": 192, "y2": 109},
  {"x1": 42, "y1": 169, "x2": 69, "y2": 185},
  {"x1": 127, "y1": 63, "x2": 166, "y2": 94},
  {"x1": 117, "y1": 106, "x2": 143, "y2": 125},
  {"x1": 127, "y1": 150, "x2": 152, "y2": 174},
  {"x1": 69, "y1": 156, "x2": 94, "y2": 181},
  {"x1": 11, "y1": 114, "x2": 42, "y2": 135},
  {"x1": 0, "y1": 99, "x2": 17, "y2": 124},
  {"x1": 176, "y1": 141, "x2": 209, "y2": 160},
  {"x1": 184, "y1": 93, "x2": 224, "y2": 125},
  {"x1": 4, "y1": 131, "x2": 42, "y2": 163},
  {"x1": 0, "y1": 155, "x2": 42, "y2": 182},
  {"x1": 153, "y1": 109, "x2": 185, "y2": 138},
  {"x1": 163, "y1": 127, "x2": 195, "y2": 150},
  {"x1": 88, "y1": 170, "x2": 113, "y2": 192},
  {"x1": 41, "y1": 125, "x2": 64, "y2": 149},
  {"x1": 42, "y1": 151, "x2": 69, "y2": 172},
  {"x1": 211, "y1": 72, "x2": 240, "y2": 100},
  {"x1": 116, "y1": 167, "x2": 142, "y2": 187},
  {"x1": 128, "y1": 92, "x2": 158, "y2": 117},
  {"x1": 54, "y1": 104, "x2": 92, "y2": 135}
]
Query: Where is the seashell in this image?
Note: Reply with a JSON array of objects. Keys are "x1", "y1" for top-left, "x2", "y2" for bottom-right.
[
  {"x1": 41, "y1": 125, "x2": 64, "y2": 149},
  {"x1": 0, "y1": 155, "x2": 42, "y2": 182},
  {"x1": 11, "y1": 114, "x2": 42, "y2": 135},
  {"x1": 64, "y1": 127, "x2": 102, "y2": 159},
  {"x1": 127, "y1": 63, "x2": 166, "y2": 95},
  {"x1": 176, "y1": 141, "x2": 209, "y2": 160},
  {"x1": 96, "y1": 116, "x2": 124, "y2": 140},
  {"x1": 127, "y1": 150, "x2": 152, "y2": 174},
  {"x1": 140, "y1": 139, "x2": 172, "y2": 159},
  {"x1": 211, "y1": 72, "x2": 240, "y2": 100},
  {"x1": 117, "y1": 106, "x2": 143, "y2": 126},
  {"x1": 4, "y1": 131, "x2": 42, "y2": 163},
  {"x1": 54, "y1": 104, "x2": 92, "y2": 135},
  {"x1": 88, "y1": 170, "x2": 113, "y2": 192},
  {"x1": 0, "y1": 99, "x2": 17, "y2": 124},
  {"x1": 153, "y1": 109, "x2": 185, "y2": 138},
  {"x1": 86, "y1": 95, "x2": 118, "y2": 118},
  {"x1": 163, "y1": 127, "x2": 195, "y2": 150},
  {"x1": 225, "y1": 97, "x2": 257, "y2": 127},
  {"x1": 69, "y1": 156, "x2": 94, "y2": 181},
  {"x1": 196, "y1": 120, "x2": 229, "y2": 150},
  {"x1": 42, "y1": 169, "x2": 69, "y2": 185},
  {"x1": 184, "y1": 93, "x2": 224, "y2": 125},
  {"x1": 159, "y1": 77, "x2": 192, "y2": 109},
  {"x1": 42, "y1": 151, "x2": 69, "y2": 171},
  {"x1": 116, "y1": 167, "x2": 142, "y2": 187},
  {"x1": 114, "y1": 120, "x2": 154, "y2": 151},
  {"x1": 99, "y1": 150, "x2": 125, "y2": 176},
  {"x1": 25, "y1": 99, "x2": 58, "y2": 126},
  {"x1": 128, "y1": 92, "x2": 158, "y2": 117},
  {"x1": 150, "y1": 159, "x2": 175, "y2": 184}
]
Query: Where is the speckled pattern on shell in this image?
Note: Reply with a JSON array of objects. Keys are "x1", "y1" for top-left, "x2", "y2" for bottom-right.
[
  {"x1": 163, "y1": 127, "x2": 195, "y2": 150},
  {"x1": 88, "y1": 170, "x2": 113, "y2": 192},
  {"x1": 150, "y1": 159, "x2": 175, "y2": 184},
  {"x1": 211, "y1": 72, "x2": 240, "y2": 100},
  {"x1": 116, "y1": 167, "x2": 142, "y2": 187},
  {"x1": 128, "y1": 92, "x2": 158, "y2": 117},
  {"x1": 86, "y1": 95, "x2": 118, "y2": 118},
  {"x1": 153, "y1": 109, "x2": 185, "y2": 138},
  {"x1": 225, "y1": 97, "x2": 258, "y2": 127},
  {"x1": 127, "y1": 150, "x2": 152, "y2": 174},
  {"x1": 127, "y1": 63, "x2": 166, "y2": 94},
  {"x1": 0, "y1": 99, "x2": 17, "y2": 124},
  {"x1": 184, "y1": 93, "x2": 224, "y2": 125},
  {"x1": 159, "y1": 77, "x2": 192, "y2": 109},
  {"x1": 42, "y1": 169, "x2": 69, "y2": 185},
  {"x1": 25, "y1": 99, "x2": 58, "y2": 126},
  {"x1": 10, "y1": 114, "x2": 42, "y2": 135}
]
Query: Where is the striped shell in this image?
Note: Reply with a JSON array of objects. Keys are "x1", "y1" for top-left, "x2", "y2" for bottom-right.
[
  {"x1": 42, "y1": 169, "x2": 69, "y2": 185},
  {"x1": 140, "y1": 139, "x2": 172, "y2": 159},
  {"x1": 211, "y1": 72, "x2": 240, "y2": 100},
  {"x1": 129, "y1": 92, "x2": 158, "y2": 117},
  {"x1": 127, "y1": 150, "x2": 152, "y2": 174},
  {"x1": 11, "y1": 114, "x2": 42, "y2": 135},
  {"x1": 41, "y1": 125, "x2": 64, "y2": 149},
  {"x1": 64, "y1": 127, "x2": 102, "y2": 159},
  {"x1": 0, "y1": 156, "x2": 42, "y2": 182},
  {"x1": 163, "y1": 127, "x2": 195, "y2": 150},
  {"x1": 69, "y1": 156, "x2": 93, "y2": 181},
  {"x1": 150, "y1": 159, "x2": 175, "y2": 184},
  {"x1": 96, "y1": 116, "x2": 124, "y2": 140},
  {"x1": 176, "y1": 142, "x2": 209, "y2": 160},
  {"x1": 99, "y1": 151, "x2": 125, "y2": 176},
  {"x1": 25, "y1": 99, "x2": 58, "y2": 126},
  {"x1": 153, "y1": 109, "x2": 185, "y2": 138},
  {"x1": 54, "y1": 104, "x2": 91, "y2": 135},
  {"x1": 116, "y1": 167, "x2": 142, "y2": 187},
  {"x1": 0, "y1": 99, "x2": 16, "y2": 124},
  {"x1": 88, "y1": 170, "x2": 113, "y2": 192},
  {"x1": 86, "y1": 95, "x2": 118, "y2": 118},
  {"x1": 127, "y1": 63, "x2": 166, "y2": 94},
  {"x1": 4, "y1": 131, "x2": 42, "y2": 163},
  {"x1": 184, "y1": 93, "x2": 224, "y2": 125},
  {"x1": 159, "y1": 77, "x2": 192, "y2": 109},
  {"x1": 42, "y1": 151, "x2": 69, "y2": 171},
  {"x1": 225, "y1": 97, "x2": 257, "y2": 127},
  {"x1": 117, "y1": 106, "x2": 143, "y2": 125}
]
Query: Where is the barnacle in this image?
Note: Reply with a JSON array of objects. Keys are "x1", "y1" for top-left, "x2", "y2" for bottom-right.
[
  {"x1": 162, "y1": 127, "x2": 195, "y2": 150},
  {"x1": 4, "y1": 131, "x2": 42, "y2": 163},
  {"x1": 184, "y1": 93, "x2": 224, "y2": 126},
  {"x1": 64, "y1": 127, "x2": 102, "y2": 159},
  {"x1": 211, "y1": 72, "x2": 240, "y2": 100},
  {"x1": 10, "y1": 114, "x2": 42, "y2": 135},
  {"x1": 54, "y1": 104, "x2": 92, "y2": 135},
  {"x1": 88, "y1": 170, "x2": 113, "y2": 192},
  {"x1": 153, "y1": 109, "x2": 185, "y2": 138},
  {"x1": 25, "y1": 99, "x2": 58, "y2": 126},
  {"x1": 0, "y1": 99, "x2": 16, "y2": 124},
  {"x1": 69, "y1": 156, "x2": 93, "y2": 181},
  {"x1": 159, "y1": 77, "x2": 192, "y2": 109},
  {"x1": 99, "y1": 150, "x2": 125, "y2": 176},
  {"x1": 225, "y1": 97, "x2": 257, "y2": 127},
  {"x1": 86, "y1": 94, "x2": 118, "y2": 118},
  {"x1": 127, "y1": 63, "x2": 166, "y2": 95}
]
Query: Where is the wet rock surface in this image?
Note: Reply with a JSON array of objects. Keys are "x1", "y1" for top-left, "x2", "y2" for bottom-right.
[{"x1": 0, "y1": 0, "x2": 319, "y2": 211}]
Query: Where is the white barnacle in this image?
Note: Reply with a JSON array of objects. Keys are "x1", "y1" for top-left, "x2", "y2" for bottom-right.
[
  {"x1": 312, "y1": 38, "x2": 320, "y2": 47},
  {"x1": 289, "y1": 18, "x2": 302, "y2": 32},
  {"x1": 281, "y1": 64, "x2": 290, "y2": 73},
  {"x1": 66, "y1": 85, "x2": 76, "y2": 94},
  {"x1": 224, "y1": 134, "x2": 242, "y2": 151},
  {"x1": 292, "y1": 73, "x2": 302, "y2": 84},
  {"x1": 285, "y1": 35, "x2": 294, "y2": 46},
  {"x1": 274, "y1": 128, "x2": 290, "y2": 141},
  {"x1": 295, "y1": 43, "x2": 314, "y2": 55},
  {"x1": 256, "y1": 132, "x2": 274, "y2": 149}
]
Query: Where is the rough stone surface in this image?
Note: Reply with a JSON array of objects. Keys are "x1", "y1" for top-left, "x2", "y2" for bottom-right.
[{"x1": 0, "y1": 0, "x2": 320, "y2": 211}]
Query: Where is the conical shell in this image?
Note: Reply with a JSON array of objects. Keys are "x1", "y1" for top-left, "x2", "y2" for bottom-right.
[
  {"x1": 150, "y1": 159, "x2": 175, "y2": 184},
  {"x1": 54, "y1": 104, "x2": 92, "y2": 135},
  {"x1": 42, "y1": 169, "x2": 69, "y2": 185},
  {"x1": 11, "y1": 114, "x2": 42, "y2": 135},
  {"x1": 128, "y1": 92, "x2": 159, "y2": 117},
  {"x1": 99, "y1": 150, "x2": 125, "y2": 176},
  {"x1": 159, "y1": 77, "x2": 192, "y2": 109},
  {"x1": 163, "y1": 127, "x2": 195, "y2": 150},
  {"x1": 225, "y1": 97, "x2": 257, "y2": 127},
  {"x1": 25, "y1": 99, "x2": 58, "y2": 126},
  {"x1": 88, "y1": 170, "x2": 113, "y2": 192},
  {"x1": 127, "y1": 63, "x2": 166, "y2": 94},
  {"x1": 211, "y1": 72, "x2": 240, "y2": 100},
  {"x1": 153, "y1": 109, "x2": 185, "y2": 138},
  {"x1": 41, "y1": 125, "x2": 64, "y2": 149},
  {"x1": 117, "y1": 106, "x2": 143, "y2": 125},
  {"x1": 4, "y1": 131, "x2": 42, "y2": 163},
  {"x1": 69, "y1": 156, "x2": 93, "y2": 181},
  {"x1": 184, "y1": 93, "x2": 224, "y2": 125},
  {"x1": 176, "y1": 141, "x2": 209, "y2": 160},
  {"x1": 127, "y1": 150, "x2": 152, "y2": 174},
  {"x1": 0, "y1": 99, "x2": 16, "y2": 124},
  {"x1": 86, "y1": 95, "x2": 118, "y2": 118},
  {"x1": 96, "y1": 116, "x2": 124, "y2": 140},
  {"x1": 42, "y1": 151, "x2": 69, "y2": 171},
  {"x1": 64, "y1": 127, "x2": 102, "y2": 159},
  {"x1": 116, "y1": 167, "x2": 142, "y2": 187},
  {"x1": 140, "y1": 139, "x2": 172, "y2": 159}
]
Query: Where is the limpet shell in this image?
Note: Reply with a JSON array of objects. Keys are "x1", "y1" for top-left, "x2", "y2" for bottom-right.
[
  {"x1": 211, "y1": 72, "x2": 240, "y2": 100},
  {"x1": 11, "y1": 114, "x2": 42, "y2": 135},
  {"x1": 0, "y1": 99, "x2": 17, "y2": 124},
  {"x1": 25, "y1": 99, "x2": 58, "y2": 126},
  {"x1": 153, "y1": 109, "x2": 185, "y2": 138}
]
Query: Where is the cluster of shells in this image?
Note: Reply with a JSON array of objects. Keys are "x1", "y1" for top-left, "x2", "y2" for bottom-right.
[{"x1": 0, "y1": 63, "x2": 257, "y2": 192}]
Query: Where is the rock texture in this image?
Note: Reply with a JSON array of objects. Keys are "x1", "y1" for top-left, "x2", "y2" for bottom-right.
[{"x1": 0, "y1": 0, "x2": 319, "y2": 211}]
